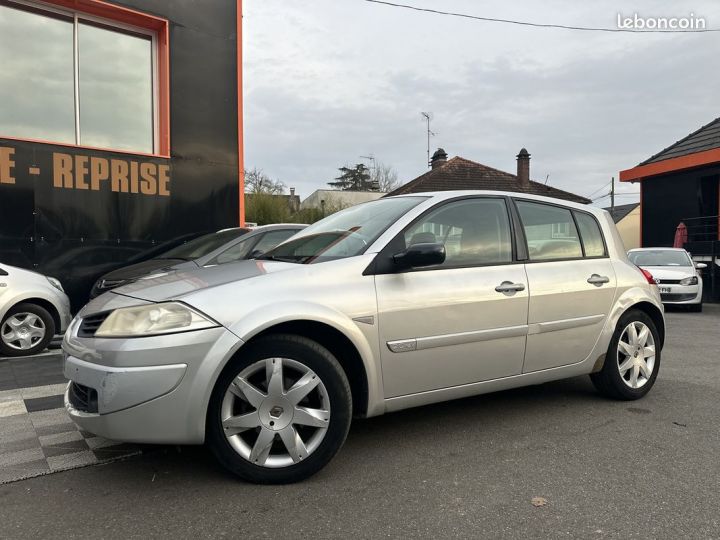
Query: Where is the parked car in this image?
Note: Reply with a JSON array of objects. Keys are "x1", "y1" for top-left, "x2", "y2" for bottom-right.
[
  {"x1": 90, "y1": 224, "x2": 306, "y2": 299},
  {"x1": 628, "y1": 248, "x2": 706, "y2": 312},
  {"x1": 63, "y1": 191, "x2": 665, "y2": 483},
  {"x1": 1, "y1": 264, "x2": 72, "y2": 357},
  {"x1": 39, "y1": 231, "x2": 211, "y2": 313}
]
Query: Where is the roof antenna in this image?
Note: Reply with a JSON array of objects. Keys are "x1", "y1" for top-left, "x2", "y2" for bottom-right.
[
  {"x1": 544, "y1": 174, "x2": 550, "y2": 185},
  {"x1": 420, "y1": 112, "x2": 435, "y2": 168}
]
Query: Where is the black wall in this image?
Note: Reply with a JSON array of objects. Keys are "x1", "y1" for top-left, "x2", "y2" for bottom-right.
[
  {"x1": 641, "y1": 168, "x2": 720, "y2": 247},
  {"x1": 0, "y1": 0, "x2": 240, "y2": 310}
]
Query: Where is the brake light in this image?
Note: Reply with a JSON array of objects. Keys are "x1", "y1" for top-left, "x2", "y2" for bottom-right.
[{"x1": 639, "y1": 268, "x2": 657, "y2": 285}]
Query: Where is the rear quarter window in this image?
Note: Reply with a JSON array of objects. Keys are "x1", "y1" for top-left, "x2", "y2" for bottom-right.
[{"x1": 574, "y1": 212, "x2": 607, "y2": 257}]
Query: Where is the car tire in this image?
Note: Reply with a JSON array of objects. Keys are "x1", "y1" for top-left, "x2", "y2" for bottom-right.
[
  {"x1": 590, "y1": 309, "x2": 661, "y2": 401},
  {"x1": 0, "y1": 302, "x2": 55, "y2": 357},
  {"x1": 207, "y1": 334, "x2": 352, "y2": 484}
]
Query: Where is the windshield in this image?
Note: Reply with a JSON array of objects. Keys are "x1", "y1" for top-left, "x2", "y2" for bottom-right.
[
  {"x1": 159, "y1": 228, "x2": 249, "y2": 260},
  {"x1": 261, "y1": 197, "x2": 426, "y2": 263},
  {"x1": 628, "y1": 250, "x2": 692, "y2": 267}
]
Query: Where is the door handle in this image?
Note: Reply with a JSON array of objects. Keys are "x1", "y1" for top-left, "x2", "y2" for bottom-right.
[
  {"x1": 587, "y1": 274, "x2": 610, "y2": 286},
  {"x1": 495, "y1": 281, "x2": 525, "y2": 293}
]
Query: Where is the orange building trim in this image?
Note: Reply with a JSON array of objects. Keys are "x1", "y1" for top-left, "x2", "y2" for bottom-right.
[
  {"x1": 236, "y1": 0, "x2": 245, "y2": 226},
  {"x1": 619, "y1": 147, "x2": 720, "y2": 182}
]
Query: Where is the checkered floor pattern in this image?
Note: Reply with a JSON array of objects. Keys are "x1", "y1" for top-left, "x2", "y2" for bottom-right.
[{"x1": 0, "y1": 353, "x2": 143, "y2": 484}]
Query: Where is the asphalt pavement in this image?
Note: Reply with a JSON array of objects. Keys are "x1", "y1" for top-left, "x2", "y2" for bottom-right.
[{"x1": 0, "y1": 307, "x2": 718, "y2": 539}]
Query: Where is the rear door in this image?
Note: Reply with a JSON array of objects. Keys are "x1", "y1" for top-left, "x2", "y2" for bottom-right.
[
  {"x1": 374, "y1": 196, "x2": 529, "y2": 397},
  {"x1": 514, "y1": 200, "x2": 617, "y2": 373}
]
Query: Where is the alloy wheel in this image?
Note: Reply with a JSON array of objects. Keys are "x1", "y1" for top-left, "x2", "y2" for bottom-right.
[
  {"x1": 221, "y1": 357, "x2": 331, "y2": 468},
  {"x1": 617, "y1": 321, "x2": 656, "y2": 389},
  {"x1": 1, "y1": 313, "x2": 46, "y2": 351}
]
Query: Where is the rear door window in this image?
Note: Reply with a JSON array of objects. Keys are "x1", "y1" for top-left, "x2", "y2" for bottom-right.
[{"x1": 515, "y1": 201, "x2": 583, "y2": 261}]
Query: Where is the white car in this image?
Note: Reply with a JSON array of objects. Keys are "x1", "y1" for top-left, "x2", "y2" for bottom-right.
[
  {"x1": 0, "y1": 263, "x2": 72, "y2": 357},
  {"x1": 628, "y1": 248, "x2": 705, "y2": 312}
]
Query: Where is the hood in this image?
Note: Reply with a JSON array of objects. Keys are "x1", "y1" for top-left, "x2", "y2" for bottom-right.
[
  {"x1": 638, "y1": 265, "x2": 696, "y2": 280},
  {"x1": 112, "y1": 259, "x2": 297, "y2": 302},
  {"x1": 100, "y1": 258, "x2": 193, "y2": 282}
]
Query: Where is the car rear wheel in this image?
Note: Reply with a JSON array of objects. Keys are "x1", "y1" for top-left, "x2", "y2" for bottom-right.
[
  {"x1": 0, "y1": 303, "x2": 55, "y2": 357},
  {"x1": 207, "y1": 334, "x2": 352, "y2": 484},
  {"x1": 590, "y1": 309, "x2": 661, "y2": 400}
]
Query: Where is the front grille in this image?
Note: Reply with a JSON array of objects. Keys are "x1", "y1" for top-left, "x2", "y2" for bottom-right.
[
  {"x1": 655, "y1": 279, "x2": 682, "y2": 285},
  {"x1": 68, "y1": 382, "x2": 99, "y2": 413},
  {"x1": 77, "y1": 312, "x2": 110, "y2": 337},
  {"x1": 661, "y1": 293, "x2": 697, "y2": 302}
]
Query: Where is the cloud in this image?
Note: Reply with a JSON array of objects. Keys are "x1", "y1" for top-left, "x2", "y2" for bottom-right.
[{"x1": 247, "y1": 0, "x2": 720, "y2": 203}]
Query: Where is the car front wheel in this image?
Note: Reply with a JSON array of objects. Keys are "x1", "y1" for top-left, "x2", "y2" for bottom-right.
[
  {"x1": 207, "y1": 334, "x2": 352, "y2": 484},
  {"x1": 0, "y1": 303, "x2": 55, "y2": 357},
  {"x1": 590, "y1": 309, "x2": 661, "y2": 400}
]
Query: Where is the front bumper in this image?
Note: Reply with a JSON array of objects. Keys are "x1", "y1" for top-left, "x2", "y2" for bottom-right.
[
  {"x1": 63, "y1": 324, "x2": 243, "y2": 444},
  {"x1": 658, "y1": 284, "x2": 702, "y2": 304}
]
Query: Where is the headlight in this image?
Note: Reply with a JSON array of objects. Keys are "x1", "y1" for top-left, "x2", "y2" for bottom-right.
[
  {"x1": 47, "y1": 277, "x2": 64, "y2": 292},
  {"x1": 95, "y1": 302, "x2": 218, "y2": 337},
  {"x1": 679, "y1": 275, "x2": 698, "y2": 286}
]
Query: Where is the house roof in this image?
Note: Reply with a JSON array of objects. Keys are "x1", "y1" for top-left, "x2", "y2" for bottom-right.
[
  {"x1": 603, "y1": 202, "x2": 639, "y2": 223},
  {"x1": 385, "y1": 156, "x2": 590, "y2": 204},
  {"x1": 640, "y1": 117, "x2": 720, "y2": 165}
]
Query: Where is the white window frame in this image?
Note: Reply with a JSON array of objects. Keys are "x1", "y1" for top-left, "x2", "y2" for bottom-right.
[{"x1": 3, "y1": 0, "x2": 159, "y2": 153}]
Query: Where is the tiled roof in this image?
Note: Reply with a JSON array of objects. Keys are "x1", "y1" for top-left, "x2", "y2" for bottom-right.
[
  {"x1": 603, "y1": 202, "x2": 639, "y2": 223},
  {"x1": 385, "y1": 157, "x2": 590, "y2": 204},
  {"x1": 641, "y1": 117, "x2": 720, "y2": 165}
]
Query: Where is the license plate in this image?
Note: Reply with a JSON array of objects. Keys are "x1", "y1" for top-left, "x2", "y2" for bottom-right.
[{"x1": 660, "y1": 287, "x2": 671, "y2": 294}]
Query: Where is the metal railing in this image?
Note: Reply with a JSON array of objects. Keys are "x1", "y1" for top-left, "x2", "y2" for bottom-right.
[{"x1": 681, "y1": 215, "x2": 719, "y2": 243}]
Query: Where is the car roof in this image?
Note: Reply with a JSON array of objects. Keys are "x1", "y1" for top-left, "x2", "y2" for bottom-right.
[
  {"x1": 628, "y1": 247, "x2": 687, "y2": 252},
  {"x1": 388, "y1": 190, "x2": 605, "y2": 216}
]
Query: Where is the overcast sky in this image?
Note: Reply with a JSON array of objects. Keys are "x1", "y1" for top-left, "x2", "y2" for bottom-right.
[{"x1": 243, "y1": 0, "x2": 720, "y2": 206}]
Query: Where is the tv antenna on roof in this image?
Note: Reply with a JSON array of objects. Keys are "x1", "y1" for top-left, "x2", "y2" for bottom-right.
[{"x1": 420, "y1": 112, "x2": 435, "y2": 168}]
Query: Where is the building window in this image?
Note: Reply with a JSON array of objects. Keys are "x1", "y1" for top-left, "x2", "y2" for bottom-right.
[{"x1": 0, "y1": 0, "x2": 161, "y2": 155}]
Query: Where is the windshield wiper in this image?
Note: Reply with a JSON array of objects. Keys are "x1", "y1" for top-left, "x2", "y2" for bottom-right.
[{"x1": 258, "y1": 255, "x2": 301, "y2": 263}]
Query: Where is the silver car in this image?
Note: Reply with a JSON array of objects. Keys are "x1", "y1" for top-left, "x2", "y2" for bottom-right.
[
  {"x1": 1, "y1": 263, "x2": 72, "y2": 357},
  {"x1": 628, "y1": 248, "x2": 705, "y2": 312},
  {"x1": 63, "y1": 191, "x2": 665, "y2": 483}
]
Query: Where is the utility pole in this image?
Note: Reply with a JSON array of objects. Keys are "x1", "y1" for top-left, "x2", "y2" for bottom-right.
[
  {"x1": 611, "y1": 176, "x2": 615, "y2": 211},
  {"x1": 420, "y1": 112, "x2": 435, "y2": 168}
]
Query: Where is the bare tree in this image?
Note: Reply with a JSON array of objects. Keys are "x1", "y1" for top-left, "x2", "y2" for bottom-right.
[
  {"x1": 244, "y1": 168, "x2": 286, "y2": 195},
  {"x1": 371, "y1": 162, "x2": 400, "y2": 192}
]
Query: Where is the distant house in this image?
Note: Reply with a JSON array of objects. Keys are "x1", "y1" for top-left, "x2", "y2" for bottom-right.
[
  {"x1": 620, "y1": 117, "x2": 720, "y2": 301},
  {"x1": 301, "y1": 189, "x2": 386, "y2": 211},
  {"x1": 385, "y1": 148, "x2": 590, "y2": 204},
  {"x1": 604, "y1": 203, "x2": 640, "y2": 250}
]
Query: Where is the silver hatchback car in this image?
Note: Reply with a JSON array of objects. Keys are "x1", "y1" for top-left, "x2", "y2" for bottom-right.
[{"x1": 63, "y1": 191, "x2": 665, "y2": 483}]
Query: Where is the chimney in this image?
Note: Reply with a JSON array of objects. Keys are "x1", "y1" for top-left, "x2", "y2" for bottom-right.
[
  {"x1": 290, "y1": 187, "x2": 295, "y2": 196},
  {"x1": 430, "y1": 148, "x2": 448, "y2": 169},
  {"x1": 516, "y1": 148, "x2": 530, "y2": 186}
]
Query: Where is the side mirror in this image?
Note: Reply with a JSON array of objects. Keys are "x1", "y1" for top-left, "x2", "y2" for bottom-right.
[
  {"x1": 393, "y1": 242, "x2": 445, "y2": 270},
  {"x1": 695, "y1": 262, "x2": 707, "y2": 270},
  {"x1": 249, "y1": 250, "x2": 264, "y2": 259}
]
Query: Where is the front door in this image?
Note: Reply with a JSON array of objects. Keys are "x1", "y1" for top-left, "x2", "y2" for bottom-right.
[
  {"x1": 374, "y1": 197, "x2": 529, "y2": 398},
  {"x1": 514, "y1": 200, "x2": 617, "y2": 373}
]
